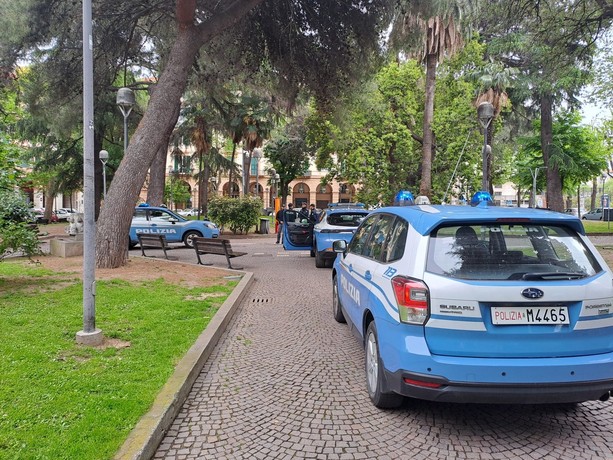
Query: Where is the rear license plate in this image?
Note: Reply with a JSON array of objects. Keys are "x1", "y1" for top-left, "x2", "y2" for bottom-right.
[{"x1": 491, "y1": 306, "x2": 569, "y2": 325}]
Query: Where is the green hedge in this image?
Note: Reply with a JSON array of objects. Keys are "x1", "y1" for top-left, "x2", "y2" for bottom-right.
[
  {"x1": 0, "y1": 189, "x2": 40, "y2": 260},
  {"x1": 208, "y1": 195, "x2": 263, "y2": 234}
]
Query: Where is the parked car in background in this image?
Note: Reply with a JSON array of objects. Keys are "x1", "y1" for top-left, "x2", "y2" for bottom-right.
[
  {"x1": 332, "y1": 192, "x2": 613, "y2": 408},
  {"x1": 311, "y1": 203, "x2": 370, "y2": 268},
  {"x1": 177, "y1": 208, "x2": 198, "y2": 217},
  {"x1": 280, "y1": 202, "x2": 370, "y2": 268},
  {"x1": 129, "y1": 205, "x2": 219, "y2": 248},
  {"x1": 54, "y1": 209, "x2": 71, "y2": 222},
  {"x1": 31, "y1": 208, "x2": 59, "y2": 224},
  {"x1": 582, "y1": 208, "x2": 603, "y2": 220}
]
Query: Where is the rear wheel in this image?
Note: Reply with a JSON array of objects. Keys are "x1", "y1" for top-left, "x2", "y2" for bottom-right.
[
  {"x1": 183, "y1": 230, "x2": 202, "y2": 248},
  {"x1": 332, "y1": 276, "x2": 346, "y2": 323},
  {"x1": 365, "y1": 322, "x2": 404, "y2": 409},
  {"x1": 315, "y1": 246, "x2": 326, "y2": 268}
]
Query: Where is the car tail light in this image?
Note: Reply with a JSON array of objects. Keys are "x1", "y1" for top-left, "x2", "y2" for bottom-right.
[{"x1": 391, "y1": 276, "x2": 429, "y2": 325}]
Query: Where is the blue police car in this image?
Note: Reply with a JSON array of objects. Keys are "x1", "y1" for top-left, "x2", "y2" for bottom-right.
[
  {"x1": 129, "y1": 205, "x2": 219, "y2": 248},
  {"x1": 332, "y1": 191, "x2": 613, "y2": 408},
  {"x1": 282, "y1": 203, "x2": 370, "y2": 268}
]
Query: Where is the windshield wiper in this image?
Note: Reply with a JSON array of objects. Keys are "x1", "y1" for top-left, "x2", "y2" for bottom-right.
[{"x1": 521, "y1": 272, "x2": 586, "y2": 281}]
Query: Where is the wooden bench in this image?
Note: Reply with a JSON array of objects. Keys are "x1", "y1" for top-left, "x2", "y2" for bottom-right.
[
  {"x1": 193, "y1": 237, "x2": 246, "y2": 270},
  {"x1": 137, "y1": 234, "x2": 173, "y2": 260}
]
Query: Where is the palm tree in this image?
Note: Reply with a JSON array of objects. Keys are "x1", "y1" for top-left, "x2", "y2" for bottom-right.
[
  {"x1": 391, "y1": 0, "x2": 476, "y2": 198},
  {"x1": 217, "y1": 95, "x2": 277, "y2": 196},
  {"x1": 471, "y1": 62, "x2": 517, "y2": 192},
  {"x1": 173, "y1": 103, "x2": 237, "y2": 215}
]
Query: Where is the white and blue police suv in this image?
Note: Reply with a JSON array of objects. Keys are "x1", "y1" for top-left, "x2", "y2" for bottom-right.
[
  {"x1": 129, "y1": 204, "x2": 219, "y2": 248},
  {"x1": 332, "y1": 192, "x2": 613, "y2": 408}
]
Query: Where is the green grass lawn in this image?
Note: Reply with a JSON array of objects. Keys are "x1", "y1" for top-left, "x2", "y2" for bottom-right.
[
  {"x1": 582, "y1": 220, "x2": 613, "y2": 234},
  {"x1": 0, "y1": 260, "x2": 234, "y2": 460}
]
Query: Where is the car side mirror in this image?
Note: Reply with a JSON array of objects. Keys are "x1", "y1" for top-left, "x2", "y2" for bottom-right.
[{"x1": 333, "y1": 240, "x2": 347, "y2": 254}]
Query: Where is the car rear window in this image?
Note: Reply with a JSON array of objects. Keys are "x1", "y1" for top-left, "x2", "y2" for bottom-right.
[
  {"x1": 426, "y1": 223, "x2": 602, "y2": 280},
  {"x1": 327, "y1": 212, "x2": 368, "y2": 226}
]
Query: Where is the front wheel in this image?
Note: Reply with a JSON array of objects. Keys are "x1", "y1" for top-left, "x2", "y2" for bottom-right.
[
  {"x1": 365, "y1": 322, "x2": 404, "y2": 409},
  {"x1": 183, "y1": 230, "x2": 202, "y2": 248},
  {"x1": 332, "y1": 276, "x2": 346, "y2": 323}
]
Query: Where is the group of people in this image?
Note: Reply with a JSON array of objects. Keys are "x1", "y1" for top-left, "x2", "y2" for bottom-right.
[{"x1": 275, "y1": 202, "x2": 319, "y2": 244}]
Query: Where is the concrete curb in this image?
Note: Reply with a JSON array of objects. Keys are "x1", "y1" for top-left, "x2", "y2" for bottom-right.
[{"x1": 114, "y1": 269, "x2": 254, "y2": 460}]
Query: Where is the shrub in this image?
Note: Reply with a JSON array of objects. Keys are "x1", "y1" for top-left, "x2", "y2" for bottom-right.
[
  {"x1": 208, "y1": 195, "x2": 263, "y2": 234},
  {"x1": 0, "y1": 189, "x2": 41, "y2": 260}
]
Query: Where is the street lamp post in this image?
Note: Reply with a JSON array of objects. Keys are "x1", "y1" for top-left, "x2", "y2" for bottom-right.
[
  {"x1": 530, "y1": 166, "x2": 546, "y2": 208},
  {"x1": 252, "y1": 148, "x2": 262, "y2": 198},
  {"x1": 77, "y1": 0, "x2": 103, "y2": 346},
  {"x1": 477, "y1": 102, "x2": 495, "y2": 192},
  {"x1": 99, "y1": 150, "x2": 109, "y2": 200},
  {"x1": 274, "y1": 173, "x2": 280, "y2": 202},
  {"x1": 116, "y1": 87, "x2": 135, "y2": 153},
  {"x1": 269, "y1": 168, "x2": 278, "y2": 207}
]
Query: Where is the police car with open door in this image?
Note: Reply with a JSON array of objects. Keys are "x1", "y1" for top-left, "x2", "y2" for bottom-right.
[
  {"x1": 282, "y1": 203, "x2": 370, "y2": 268},
  {"x1": 332, "y1": 191, "x2": 613, "y2": 408}
]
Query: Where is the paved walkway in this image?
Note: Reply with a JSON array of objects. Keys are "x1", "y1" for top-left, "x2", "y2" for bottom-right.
[{"x1": 141, "y1": 234, "x2": 613, "y2": 460}]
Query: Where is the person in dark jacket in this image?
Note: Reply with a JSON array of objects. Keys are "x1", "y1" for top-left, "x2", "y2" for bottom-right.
[
  {"x1": 308, "y1": 204, "x2": 319, "y2": 223},
  {"x1": 275, "y1": 204, "x2": 286, "y2": 244},
  {"x1": 284, "y1": 203, "x2": 298, "y2": 224},
  {"x1": 298, "y1": 202, "x2": 309, "y2": 221}
]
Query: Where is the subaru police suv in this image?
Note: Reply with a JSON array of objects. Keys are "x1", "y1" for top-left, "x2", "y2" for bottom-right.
[{"x1": 332, "y1": 192, "x2": 613, "y2": 408}]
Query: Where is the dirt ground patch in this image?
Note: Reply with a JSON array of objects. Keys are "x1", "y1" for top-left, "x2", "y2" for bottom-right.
[
  {"x1": 34, "y1": 224, "x2": 236, "y2": 287},
  {"x1": 33, "y1": 251, "x2": 234, "y2": 288}
]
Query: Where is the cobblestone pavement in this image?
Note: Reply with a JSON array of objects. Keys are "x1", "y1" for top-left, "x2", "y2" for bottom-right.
[{"x1": 152, "y1": 235, "x2": 613, "y2": 460}]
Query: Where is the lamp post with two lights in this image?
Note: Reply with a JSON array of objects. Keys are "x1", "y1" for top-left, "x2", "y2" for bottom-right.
[
  {"x1": 477, "y1": 102, "x2": 495, "y2": 193},
  {"x1": 116, "y1": 87, "x2": 135, "y2": 153}
]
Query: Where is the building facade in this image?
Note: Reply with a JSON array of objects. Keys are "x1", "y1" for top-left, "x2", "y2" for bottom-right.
[{"x1": 156, "y1": 146, "x2": 358, "y2": 211}]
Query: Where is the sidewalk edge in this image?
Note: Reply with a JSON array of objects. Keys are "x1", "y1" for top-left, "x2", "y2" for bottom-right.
[{"x1": 114, "y1": 270, "x2": 254, "y2": 460}]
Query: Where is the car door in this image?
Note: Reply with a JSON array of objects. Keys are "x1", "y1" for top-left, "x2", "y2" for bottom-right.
[
  {"x1": 147, "y1": 209, "x2": 182, "y2": 243},
  {"x1": 336, "y1": 215, "x2": 380, "y2": 332},
  {"x1": 129, "y1": 208, "x2": 152, "y2": 243},
  {"x1": 282, "y1": 209, "x2": 314, "y2": 250}
]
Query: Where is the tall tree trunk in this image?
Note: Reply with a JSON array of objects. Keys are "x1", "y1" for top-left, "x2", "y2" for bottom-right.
[
  {"x1": 243, "y1": 149, "x2": 253, "y2": 196},
  {"x1": 202, "y1": 161, "x2": 210, "y2": 216},
  {"x1": 147, "y1": 144, "x2": 168, "y2": 206},
  {"x1": 591, "y1": 178, "x2": 597, "y2": 210},
  {"x1": 419, "y1": 53, "x2": 436, "y2": 198},
  {"x1": 540, "y1": 94, "x2": 564, "y2": 212},
  {"x1": 95, "y1": 0, "x2": 264, "y2": 268},
  {"x1": 228, "y1": 143, "x2": 237, "y2": 196}
]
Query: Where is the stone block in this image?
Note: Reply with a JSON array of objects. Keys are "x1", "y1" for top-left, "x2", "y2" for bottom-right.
[{"x1": 50, "y1": 238, "x2": 84, "y2": 258}]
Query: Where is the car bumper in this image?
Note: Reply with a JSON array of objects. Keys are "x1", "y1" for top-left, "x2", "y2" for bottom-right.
[
  {"x1": 384, "y1": 368, "x2": 613, "y2": 404},
  {"x1": 315, "y1": 234, "x2": 354, "y2": 258},
  {"x1": 377, "y1": 320, "x2": 613, "y2": 404}
]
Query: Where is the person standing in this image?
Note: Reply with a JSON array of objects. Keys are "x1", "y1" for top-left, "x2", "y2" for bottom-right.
[
  {"x1": 284, "y1": 203, "x2": 298, "y2": 224},
  {"x1": 275, "y1": 204, "x2": 286, "y2": 244},
  {"x1": 298, "y1": 202, "x2": 309, "y2": 221},
  {"x1": 308, "y1": 204, "x2": 319, "y2": 223}
]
